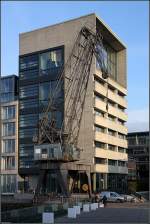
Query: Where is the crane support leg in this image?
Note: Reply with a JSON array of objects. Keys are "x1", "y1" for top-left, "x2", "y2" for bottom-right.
[
  {"x1": 56, "y1": 168, "x2": 70, "y2": 197},
  {"x1": 86, "y1": 171, "x2": 92, "y2": 198}
]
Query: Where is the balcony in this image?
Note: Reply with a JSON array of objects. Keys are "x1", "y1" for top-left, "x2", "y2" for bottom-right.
[
  {"x1": 94, "y1": 98, "x2": 107, "y2": 112},
  {"x1": 95, "y1": 132, "x2": 127, "y2": 148},
  {"x1": 34, "y1": 143, "x2": 80, "y2": 162},
  {"x1": 95, "y1": 148, "x2": 128, "y2": 161},
  {"x1": 95, "y1": 115, "x2": 127, "y2": 134},
  {"x1": 95, "y1": 164, "x2": 128, "y2": 174},
  {"x1": 108, "y1": 105, "x2": 127, "y2": 121}
]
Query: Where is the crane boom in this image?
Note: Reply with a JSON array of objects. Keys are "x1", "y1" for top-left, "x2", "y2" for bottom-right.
[{"x1": 34, "y1": 26, "x2": 108, "y2": 162}]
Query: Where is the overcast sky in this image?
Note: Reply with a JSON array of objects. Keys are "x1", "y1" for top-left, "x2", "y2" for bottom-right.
[{"x1": 1, "y1": 1, "x2": 149, "y2": 133}]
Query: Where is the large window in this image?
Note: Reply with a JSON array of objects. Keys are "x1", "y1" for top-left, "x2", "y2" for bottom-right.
[
  {"x1": 2, "y1": 106, "x2": 16, "y2": 120},
  {"x1": 19, "y1": 128, "x2": 38, "y2": 138},
  {"x1": 95, "y1": 141, "x2": 106, "y2": 149},
  {"x1": 3, "y1": 122, "x2": 15, "y2": 136},
  {"x1": 95, "y1": 124, "x2": 105, "y2": 133},
  {"x1": 108, "y1": 159, "x2": 117, "y2": 166},
  {"x1": 2, "y1": 139, "x2": 15, "y2": 153},
  {"x1": 1, "y1": 78, "x2": 13, "y2": 93},
  {"x1": 95, "y1": 157, "x2": 107, "y2": 164},
  {"x1": 20, "y1": 114, "x2": 38, "y2": 127},
  {"x1": 20, "y1": 54, "x2": 38, "y2": 71},
  {"x1": 40, "y1": 49, "x2": 63, "y2": 73},
  {"x1": 96, "y1": 43, "x2": 117, "y2": 80},
  {"x1": 20, "y1": 84, "x2": 38, "y2": 99},
  {"x1": 20, "y1": 69, "x2": 38, "y2": 80},
  {"x1": 20, "y1": 99, "x2": 38, "y2": 109},
  {"x1": 1, "y1": 156, "x2": 15, "y2": 170},
  {"x1": 1, "y1": 174, "x2": 17, "y2": 193}
]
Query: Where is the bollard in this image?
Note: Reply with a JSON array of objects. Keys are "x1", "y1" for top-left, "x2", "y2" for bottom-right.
[
  {"x1": 95, "y1": 203, "x2": 98, "y2": 209},
  {"x1": 73, "y1": 205, "x2": 81, "y2": 215},
  {"x1": 83, "y1": 204, "x2": 90, "y2": 212},
  {"x1": 77, "y1": 202, "x2": 83, "y2": 209},
  {"x1": 42, "y1": 212, "x2": 54, "y2": 224},
  {"x1": 99, "y1": 203, "x2": 104, "y2": 207},
  {"x1": 68, "y1": 208, "x2": 76, "y2": 218},
  {"x1": 91, "y1": 203, "x2": 96, "y2": 210}
]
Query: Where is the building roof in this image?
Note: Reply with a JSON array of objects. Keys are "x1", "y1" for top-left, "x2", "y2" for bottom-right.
[{"x1": 128, "y1": 131, "x2": 149, "y2": 137}]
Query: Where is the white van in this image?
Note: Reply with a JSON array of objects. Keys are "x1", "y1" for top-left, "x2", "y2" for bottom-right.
[{"x1": 100, "y1": 191, "x2": 124, "y2": 202}]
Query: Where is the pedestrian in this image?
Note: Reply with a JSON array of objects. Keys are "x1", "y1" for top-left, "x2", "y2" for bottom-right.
[{"x1": 102, "y1": 195, "x2": 107, "y2": 207}]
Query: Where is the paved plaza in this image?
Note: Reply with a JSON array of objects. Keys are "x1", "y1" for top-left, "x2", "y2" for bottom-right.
[{"x1": 55, "y1": 203, "x2": 149, "y2": 223}]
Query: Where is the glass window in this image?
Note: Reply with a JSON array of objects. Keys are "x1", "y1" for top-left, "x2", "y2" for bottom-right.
[
  {"x1": 1, "y1": 78, "x2": 13, "y2": 93},
  {"x1": 20, "y1": 114, "x2": 38, "y2": 127},
  {"x1": 2, "y1": 139, "x2": 15, "y2": 153},
  {"x1": 108, "y1": 159, "x2": 117, "y2": 166},
  {"x1": 118, "y1": 161, "x2": 126, "y2": 167},
  {"x1": 1, "y1": 93, "x2": 15, "y2": 103},
  {"x1": 1, "y1": 156, "x2": 15, "y2": 170},
  {"x1": 40, "y1": 49, "x2": 63, "y2": 72},
  {"x1": 118, "y1": 132, "x2": 126, "y2": 139},
  {"x1": 96, "y1": 43, "x2": 117, "y2": 80},
  {"x1": 95, "y1": 124, "x2": 105, "y2": 133},
  {"x1": 1, "y1": 174, "x2": 17, "y2": 193},
  {"x1": 118, "y1": 147, "x2": 125, "y2": 153},
  {"x1": 108, "y1": 129, "x2": 116, "y2": 136},
  {"x1": 2, "y1": 106, "x2": 16, "y2": 120},
  {"x1": 95, "y1": 141, "x2": 106, "y2": 149},
  {"x1": 20, "y1": 99, "x2": 38, "y2": 109},
  {"x1": 2, "y1": 122, "x2": 15, "y2": 136},
  {"x1": 20, "y1": 84, "x2": 38, "y2": 99},
  {"x1": 20, "y1": 69, "x2": 38, "y2": 80},
  {"x1": 20, "y1": 55, "x2": 38, "y2": 71},
  {"x1": 94, "y1": 108, "x2": 105, "y2": 117},
  {"x1": 108, "y1": 114, "x2": 116, "y2": 121},
  {"x1": 95, "y1": 157, "x2": 107, "y2": 164},
  {"x1": 94, "y1": 93, "x2": 105, "y2": 102},
  {"x1": 108, "y1": 144, "x2": 116, "y2": 151},
  {"x1": 19, "y1": 128, "x2": 38, "y2": 138}
]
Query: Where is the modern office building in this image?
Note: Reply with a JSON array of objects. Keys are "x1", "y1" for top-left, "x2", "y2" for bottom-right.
[
  {"x1": 127, "y1": 156, "x2": 137, "y2": 192},
  {"x1": 19, "y1": 13, "x2": 128, "y2": 193},
  {"x1": 127, "y1": 131, "x2": 149, "y2": 191},
  {"x1": 1, "y1": 75, "x2": 22, "y2": 194}
]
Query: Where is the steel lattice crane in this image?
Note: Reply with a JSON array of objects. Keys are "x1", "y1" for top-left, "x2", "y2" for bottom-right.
[{"x1": 33, "y1": 26, "x2": 108, "y2": 196}]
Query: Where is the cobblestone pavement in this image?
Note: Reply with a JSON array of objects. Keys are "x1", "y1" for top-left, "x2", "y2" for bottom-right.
[{"x1": 55, "y1": 202, "x2": 149, "y2": 223}]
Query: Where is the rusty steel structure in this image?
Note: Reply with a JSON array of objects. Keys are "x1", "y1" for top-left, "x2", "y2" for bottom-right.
[{"x1": 33, "y1": 26, "x2": 108, "y2": 196}]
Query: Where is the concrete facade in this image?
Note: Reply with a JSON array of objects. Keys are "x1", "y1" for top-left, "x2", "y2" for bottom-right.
[{"x1": 19, "y1": 14, "x2": 128, "y2": 193}]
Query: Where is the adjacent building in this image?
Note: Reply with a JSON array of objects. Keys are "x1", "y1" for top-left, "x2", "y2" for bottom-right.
[
  {"x1": 19, "y1": 14, "x2": 128, "y2": 193},
  {"x1": 1, "y1": 75, "x2": 22, "y2": 194},
  {"x1": 127, "y1": 131, "x2": 149, "y2": 191}
]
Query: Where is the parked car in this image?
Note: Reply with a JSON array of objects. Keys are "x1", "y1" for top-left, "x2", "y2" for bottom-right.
[
  {"x1": 100, "y1": 191, "x2": 125, "y2": 203},
  {"x1": 120, "y1": 194, "x2": 135, "y2": 202}
]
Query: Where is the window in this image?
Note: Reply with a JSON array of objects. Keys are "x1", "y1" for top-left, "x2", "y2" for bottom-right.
[
  {"x1": 19, "y1": 128, "x2": 38, "y2": 138},
  {"x1": 20, "y1": 84, "x2": 38, "y2": 99},
  {"x1": 108, "y1": 144, "x2": 116, "y2": 151},
  {"x1": 95, "y1": 141, "x2": 106, "y2": 149},
  {"x1": 118, "y1": 91, "x2": 125, "y2": 98},
  {"x1": 108, "y1": 100, "x2": 115, "y2": 107},
  {"x1": 94, "y1": 108, "x2": 105, "y2": 117},
  {"x1": 118, "y1": 119, "x2": 125, "y2": 125},
  {"x1": 95, "y1": 92, "x2": 105, "y2": 102},
  {"x1": 2, "y1": 140, "x2": 15, "y2": 153},
  {"x1": 118, "y1": 133, "x2": 126, "y2": 139},
  {"x1": 95, "y1": 157, "x2": 107, "y2": 164},
  {"x1": 3, "y1": 122, "x2": 15, "y2": 136},
  {"x1": 20, "y1": 99, "x2": 38, "y2": 109},
  {"x1": 20, "y1": 54, "x2": 38, "y2": 71},
  {"x1": 118, "y1": 105, "x2": 125, "y2": 112},
  {"x1": 108, "y1": 129, "x2": 116, "y2": 136},
  {"x1": 20, "y1": 144, "x2": 33, "y2": 157},
  {"x1": 1, "y1": 78, "x2": 13, "y2": 93},
  {"x1": 2, "y1": 106, "x2": 15, "y2": 120},
  {"x1": 95, "y1": 124, "x2": 105, "y2": 133},
  {"x1": 108, "y1": 159, "x2": 117, "y2": 166},
  {"x1": 118, "y1": 147, "x2": 125, "y2": 153},
  {"x1": 118, "y1": 161, "x2": 126, "y2": 167},
  {"x1": 108, "y1": 114, "x2": 116, "y2": 121},
  {"x1": 1, "y1": 93, "x2": 15, "y2": 103},
  {"x1": 94, "y1": 76, "x2": 105, "y2": 85},
  {"x1": 20, "y1": 69, "x2": 38, "y2": 80},
  {"x1": 20, "y1": 114, "x2": 38, "y2": 127},
  {"x1": 96, "y1": 43, "x2": 117, "y2": 80},
  {"x1": 108, "y1": 84, "x2": 115, "y2": 92},
  {"x1": 138, "y1": 137, "x2": 146, "y2": 145},
  {"x1": 40, "y1": 49, "x2": 63, "y2": 73},
  {"x1": 1, "y1": 156, "x2": 15, "y2": 170},
  {"x1": 1, "y1": 174, "x2": 17, "y2": 193}
]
